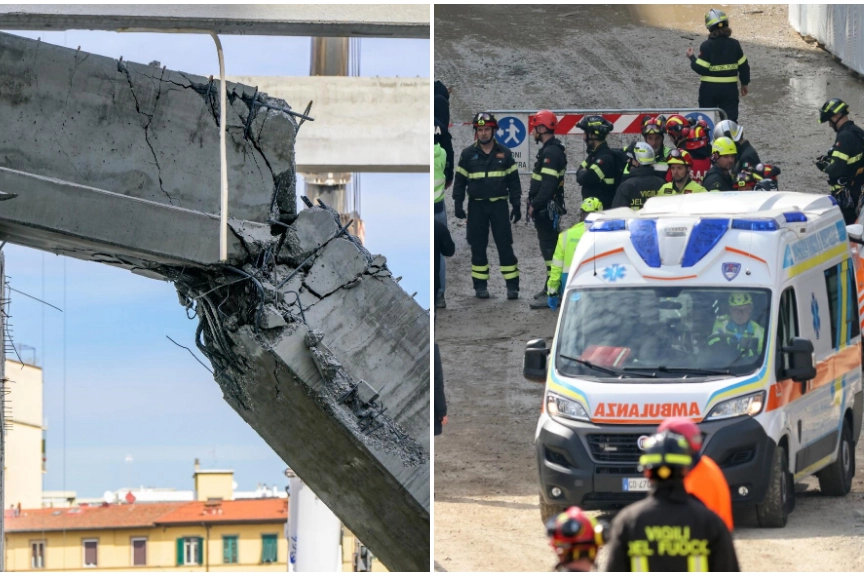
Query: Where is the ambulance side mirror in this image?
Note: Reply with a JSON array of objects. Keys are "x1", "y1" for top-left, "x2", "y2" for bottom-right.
[
  {"x1": 524, "y1": 339, "x2": 549, "y2": 383},
  {"x1": 781, "y1": 337, "x2": 816, "y2": 383},
  {"x1": 847, "y1": 224, "x2": 864, "y2": 245}
]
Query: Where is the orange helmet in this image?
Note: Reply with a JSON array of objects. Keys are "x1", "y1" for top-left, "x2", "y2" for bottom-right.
[
  {"x1": 531, "y1": 109, "x2": 558, "y2": 131},
  {"x1": 666, "y1": 148, "x2": 694, "y2": 167},
  {"x1": 658, "y1": 417, "x2": 702, "y2": 453},
  {"x1": 665, "y1": 114, "x2": 690, "y2": 137},
  {"x1": 683, "y1": 125, "x2": 709, "y2": 150},
  {"x1": 546, "y1": 507, "x2": 605, "y2": 561}
]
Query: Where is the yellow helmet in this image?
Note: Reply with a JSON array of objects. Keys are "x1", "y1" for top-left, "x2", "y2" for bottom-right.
[
  {"x1": 580, "y1": 197, "x2": 603, "y2": 212},
  {"x1": 729, "y1": 292, "x2": 752, "y2": 307},
  {"x1": 712, "y1": 136, "x2": 737, "y2": 157}
]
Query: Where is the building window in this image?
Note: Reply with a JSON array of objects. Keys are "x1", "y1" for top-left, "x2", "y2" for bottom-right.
[
  {"x1": 31, "y1": 540, "x2": 45, "y2": 569},
  {"x1": 132, "y1": 538, "x2": 147, "y2": 567},
  {"x1": 177, "y1": 537, "x2": 202, "y2": 566},
  {"x1": 261, "y1": 534, "x2": 278, "y2": 564},
  {"x1": 83, "y1": 539, "x2": 98, "y2": 567},
  {"x1": 223, "y1": 535, "x2": 239, "y2": 564}
]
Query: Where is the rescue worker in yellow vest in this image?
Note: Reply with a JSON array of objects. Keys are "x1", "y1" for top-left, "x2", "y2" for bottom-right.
[
  {"x1": 434, "y1": 119, "x2": 449, "y2": 309},
  {"x1": 602, "y1": 431, "x2": 740, "y2": 572},
  {"x1": 546, "y1": 198, "x2": 603, "y2": 311},
  {"x1": 453, "y1": 112, "x2": 522, "y2": 299},
  {"x1": 687, "y1": 8, "x2": 750, "y2": 122},
  {"x1": 528, "y1": 110, "x2": 568, "y2": 310},
  {"x1": 657, "y1": 149, "x2": 707, "y2": 195},
  {"x1": 709, "y1": 292, "x2": 765, "y2": 357}
]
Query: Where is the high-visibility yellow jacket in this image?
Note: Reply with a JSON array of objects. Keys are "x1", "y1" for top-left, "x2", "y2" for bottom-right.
[
  {"x1": 434, "y1": 143, "x2": 446, "y2": 204},
  {"x1": 547, "y1": 222, "x2": 587, "y2": 295},
  {"x1": 656, "y1": 178, "x2": 707, "y2": 196}
]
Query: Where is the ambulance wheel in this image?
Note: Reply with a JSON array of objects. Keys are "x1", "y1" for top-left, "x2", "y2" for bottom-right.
[
  {"x1": 818, "y1": 419, "x2": 854, "y2": 496},
  {"x1": 756, "y1": 444, "x2": 790, "y2": 528},
  {"x1": 539, "y1": 493, "x2": 565, "y2": 525}
]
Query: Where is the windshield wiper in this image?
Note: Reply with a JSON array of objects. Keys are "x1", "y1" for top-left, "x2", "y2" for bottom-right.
[
  {"x1": 625, "y1": 366, "x2": 731, "y2": 376},
  {"x1": 560, "y1": 354, "x2": 658, "y2": 378}
]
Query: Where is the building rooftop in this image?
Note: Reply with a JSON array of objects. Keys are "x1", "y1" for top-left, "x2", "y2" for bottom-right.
[{"x1": 7, "y1": 499, "x2": 288, "y2": 533}]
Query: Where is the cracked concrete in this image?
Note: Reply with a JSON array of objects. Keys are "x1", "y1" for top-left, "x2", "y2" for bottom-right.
[{"x1": 0, "y1": 32, "x2": 429, "y2": 571}]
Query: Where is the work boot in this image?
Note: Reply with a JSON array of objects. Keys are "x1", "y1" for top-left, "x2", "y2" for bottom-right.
[
  {"x1": 475, "y1": 288, "x2": 490, "y2": 299},
  {"x1": 507, "y1": 290, "x2": 519, "y2": 300},
  {"x1": 529, "y1": 294, "x2": 549, "y2": 309},
  {"x1": 435, "y1": 294, "x2": 446, "y2": 309},
  {"x1": 532, "y1": 289, "x2": 546, "y2": 299}
]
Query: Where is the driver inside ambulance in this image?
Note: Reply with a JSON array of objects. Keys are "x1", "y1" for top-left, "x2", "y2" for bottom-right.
[{"x1": 708, "y1": 292, "x2": 765, "y2": 357}]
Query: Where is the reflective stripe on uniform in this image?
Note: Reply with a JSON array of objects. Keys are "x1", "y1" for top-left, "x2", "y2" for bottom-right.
[
  {"x1": 708, "y1": 63, "x2": 737, "y2": 72},
  {"x1": 471, "y1": 264, "x2": 490, "y2": 280},
  {"x1": 700, "y1": 76, "x2": 738, "y2": 83},
  {"x1": 531, "y1": 173, "x2": 542, "y2": 181},
  {"x1": 832, "y1": 150, "x2": 850, "y2": 161},
  {"x1": 500, "y1": 264, "x2": 519, "y2": 279},
  {"x1": 687, "y1": 555, "x2": 709, "y2": 572},
  {"x1": 631, "y1": 556, "x2": 649, "y2": 572},
  {"x1": 737, "y1": 55, "x2": 748, "y2": 66},
  {"x1": 590, "y1": 163, "x2": 605, "y2": 179},
  {"x1": 468, "y1": 195, "x2": 508, "y2": 202},
  {"x1": 580, "y1": 160, "x2": 588, "y2": 169},
  {"x1": 540, "y1": 167, "x2": 564, "y2": 177},
  {"x1": 551, "y1": 258, "x2": 564, "y2": 268},
  {"x1": 695, "y1": 58, "x2": 711, "y2": 68},
  {"x1": 456, "y1": 166, "x2": 469, "y2": 177},
  {"x1": 603, "y1": 177, "x2": 616, "y2": 185}
]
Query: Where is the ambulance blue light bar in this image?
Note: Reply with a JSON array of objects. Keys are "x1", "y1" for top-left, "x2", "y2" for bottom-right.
[
  {"x1": 590, "y1": 220, "x2": 626, "y2": 232},
  {"x1": 783, "y1": 211, "x2": 808, "y2": 223},
  {"x1": 731, "y1": 218, "x2": 780, "y2": 231},
  {"x1": 629, "y1": 219, "x2": 661, "y2": 268},
  {"x1": 682, "y1": 218, "x2": 729, "y2": 268}
]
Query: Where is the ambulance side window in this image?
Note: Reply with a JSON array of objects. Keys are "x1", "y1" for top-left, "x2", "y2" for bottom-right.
[
  {"x1": 823, "y1": 260, "x2": 861, "y2": 349},
  {"x1": 775, "y1": 288, "x2": 799, "y2": 380}
]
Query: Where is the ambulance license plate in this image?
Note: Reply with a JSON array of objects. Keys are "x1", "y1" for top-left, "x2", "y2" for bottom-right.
[{"x1": 622, "y1": 478, "x2": 650, "y2": 492}]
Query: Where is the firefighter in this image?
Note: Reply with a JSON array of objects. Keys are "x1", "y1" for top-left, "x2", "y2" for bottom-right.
[
  {"x1": 602, "y1": 431, "x2": 740, "y2": 572},
  {"x1": 546, "y1": 507, "x2": 606, "y2": 572},
  {"x1": 703, "y1": 136, "x2": 738, "y2": 191},
  {"x1": 453, "y1": 112, "x2": 522, "y2": 299},
  {"x1": 683, "y1": 124, "x2": 713, "y2": 183},
  {"x1": 612, "y1": 142, "x2": 666, "y2": 210},
  {"x1": 657, "y1": 149, "x2": 707, "y2": 195},
  {"x1": 546, "y1": 197, "x2": 603, "y2": 311},
  {"x1": 709, "y1": 291, "x2": 765, "y2": 357},
  {"x1": 641, "y1": 115, "x2": 671, "y2": 178},
  {"x1": 527, "y1": 110, "x2": 568, "y2": 310},
  {"x1": 817, "y1": 98, "x2": 864, "y2": 224},
  {"x1": 713, "y1": 119, "x2": 760, "y2": 174},
  {"x1": 687, "y1": 8, "x2": 750, "y2": 122},
  {"x1": 665, "y1": 114, "x2": 691, "y2": 149},
  {"x1": 575, "y1": 115, "x2": 619, "y2": 209},
  {"x1": 657, "y1": 417, "x2": 734, "y2": 532}
]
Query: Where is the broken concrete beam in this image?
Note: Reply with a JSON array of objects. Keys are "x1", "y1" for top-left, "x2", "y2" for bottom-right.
[
  {"x1": 278, "y1": 208, "x2": 340, "y2": 264},
  {"x1": 303, "y1": 238, "x2": 368, "y2": 297}
]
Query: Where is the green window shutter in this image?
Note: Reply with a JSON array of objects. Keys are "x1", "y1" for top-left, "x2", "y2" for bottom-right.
[
  {"x1": 223, "y1": 536, "x2": 238, "y2": 564},
  {"x1": 262, "y1": 534, "x2": 277, "y2": 563},
  {"x1": 176, "y1": 538, "x2": 183, "y2": 566},
  {"x1": 196, "y1": 537, "x2": 203, "y2": 566}
]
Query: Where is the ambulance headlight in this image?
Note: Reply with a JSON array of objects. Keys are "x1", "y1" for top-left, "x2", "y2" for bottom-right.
[
  {"x1": 546, "y1": 393, "x2": 591, "y2": 422},
  {"x1": 705, "y1": 391, "x2": 766, "y2": 421}
]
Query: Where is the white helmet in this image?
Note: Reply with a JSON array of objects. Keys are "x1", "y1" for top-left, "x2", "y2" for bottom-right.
[
  {"x1": 630, "y1": 141, "x2": 657, "y2": 166},
  {"x1": 713, "y1": 119, "x2": 743, "y2": 143}
]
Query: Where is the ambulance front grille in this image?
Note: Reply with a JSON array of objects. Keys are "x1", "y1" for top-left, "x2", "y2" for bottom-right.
[{"x1": 586, "y1": 434, "x2": 643, "y2": 462}]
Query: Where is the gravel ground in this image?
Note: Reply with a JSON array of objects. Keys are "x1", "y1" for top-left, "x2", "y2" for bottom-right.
[{"x1": 434, "y1": 4, "x2": 864, "y2": 572}]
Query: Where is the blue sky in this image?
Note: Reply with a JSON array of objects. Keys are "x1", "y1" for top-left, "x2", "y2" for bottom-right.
[{"x1": 2, "y1": 30, "x2": 429, "y2": 499}]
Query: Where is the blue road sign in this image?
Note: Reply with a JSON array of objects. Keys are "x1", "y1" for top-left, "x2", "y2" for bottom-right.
[{"x1": 495, "y1": 116, "x2": 526, "y2": 149}]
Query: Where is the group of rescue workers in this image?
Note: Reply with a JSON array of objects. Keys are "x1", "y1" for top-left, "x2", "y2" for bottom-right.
[
  {"x1": 431, "y1": 7, "x2": 864, "y2": 572},
  {"x1": 432, "y1": 8, "x2": 864, "y2": 314}
]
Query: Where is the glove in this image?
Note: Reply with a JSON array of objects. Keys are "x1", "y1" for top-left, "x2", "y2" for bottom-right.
[
  {"x1": 547, "y1": 295, "x2": 560, "y2": 311},
  {"x1": 510, "y1": 204, "x2": 521, "y2": 223},
  {"x1": 454, "y1": 202, "x2": 466, "y2": 220},
  {"x1": 815, "y1": 155, "x2": 830, "y2": 173}
]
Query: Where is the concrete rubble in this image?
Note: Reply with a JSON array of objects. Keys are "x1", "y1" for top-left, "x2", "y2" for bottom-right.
[{"x1": 0, "y1": 32, "x2": 429, "y2": 571}]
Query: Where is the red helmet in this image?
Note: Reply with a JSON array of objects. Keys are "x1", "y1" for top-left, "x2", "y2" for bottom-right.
[
  {"x1": 666, "y1": 148, "x2": 694, "y2": 167},
  {"x1": 657, "y1": 417, "x2": 702, "y2": 453},
  {"x1": 683, "y1": 125, "x2": 709, "y2": 150},
  {"x1": 665, "y1": 114, "x2": 690, "y2": 136},
  {"x1": 546, "y1": 507, "x2": 605, "y2": 561},
  {"x1": 531, "y1": 109, "x2": 558, "y2": 131},
  {"x1": 641, "y1": 115, "x2": 666, "y2": 135}
]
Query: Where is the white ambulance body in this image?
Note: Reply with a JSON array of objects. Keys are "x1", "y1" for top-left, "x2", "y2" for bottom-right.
[{"x1": 526, "y1": 191, "x2": 864, "y2": 527}]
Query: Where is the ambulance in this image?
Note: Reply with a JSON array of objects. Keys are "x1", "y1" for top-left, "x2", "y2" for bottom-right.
[{"x1": 525, "y1": 192, "x2": 864, "y2": 527}]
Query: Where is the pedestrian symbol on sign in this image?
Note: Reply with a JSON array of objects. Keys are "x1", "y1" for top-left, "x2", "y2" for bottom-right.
[{"x1": 496, "y1": 116, "x2": 526, "y2": 149}]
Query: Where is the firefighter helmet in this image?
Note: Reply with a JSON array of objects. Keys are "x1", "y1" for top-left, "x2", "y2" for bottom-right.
[
  {"x1": 684, "y1": 125, "x2": 710, "y2": 151},
  {"x1": 641, "y1": 115, "x2": 666, "y2": 135},
  {"x1": 713, "y1": 119, "x2": 743, "y2": 142},
  {"x1": 658, "y1": 417, "x2": 702, "y2": 453},
  {"x1": 665, "y1": 114, "x2": 690, "y2": 137},
  {"x1": 705, "y1": 8, "x2": 729, "y2": 31},
  {"x1": 577, "y1": 115, "x2": 613, "y2": 139},
  {"x1": 628, "y1": 141, "x2": 657, "y2": 166},
  {"x1": 638, "y1": 432, "x2": 694, "y2": 480},
  {"x1": 531, "y1": 109, "x2": 558, "y2": 131},
  {"x1": 580, "y1": 197, "x2": 603, "y2": 213},
  {"x1": 472, "y1": 111, "x2": 498, "y2": 130},
  {"x1": 546, "y1": 506, "x2": 605, "y2": 561},
  {"x1": 712, "y1": 136, "x2": 737, "y2": 156},
  {"x1": 819, "y1": 98, "x2": 849, "y2": 123},
  {"x1": 666, "y1": 148, "x2": 694, "y2": 167}
]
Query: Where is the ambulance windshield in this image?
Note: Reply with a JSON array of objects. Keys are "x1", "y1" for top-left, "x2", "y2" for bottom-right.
[{"x1": 556, "y1": 287, "x2": 771, "y2": 379}]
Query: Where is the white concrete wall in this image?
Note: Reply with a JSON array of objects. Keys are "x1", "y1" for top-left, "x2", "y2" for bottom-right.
[{"x1": 5, "y1": 359, "x2": 43, "y2": 510}]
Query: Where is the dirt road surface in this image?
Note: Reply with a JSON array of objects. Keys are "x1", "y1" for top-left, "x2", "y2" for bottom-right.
[{"x1": 434, "y1": 4, "x2": 864, "y2": 571}]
